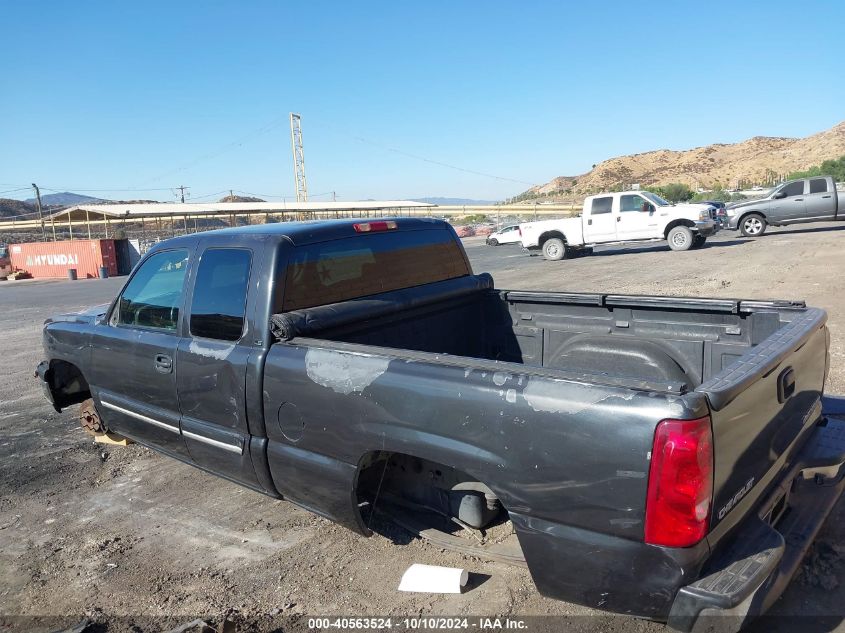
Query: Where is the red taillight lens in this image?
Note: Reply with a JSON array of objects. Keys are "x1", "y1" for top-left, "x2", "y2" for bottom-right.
[
  {"x1": 353, "y1": 220, "x2": 397, "y2": 233},
  {"x1": 645, "y1": 416, "x2": 713, "y2": 548}
]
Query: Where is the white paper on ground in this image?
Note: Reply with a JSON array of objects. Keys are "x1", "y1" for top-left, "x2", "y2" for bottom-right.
[{"x1": 398, "y1": 563, "x2": 469, "y2": 594}]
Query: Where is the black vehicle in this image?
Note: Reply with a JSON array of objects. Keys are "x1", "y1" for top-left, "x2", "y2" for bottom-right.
[
  {"x1": 699, "y1": 200, "x2": 728, "y2": 228},
  {"x1": 36, "y1": 218, "x2": 845, "y2": 630}
]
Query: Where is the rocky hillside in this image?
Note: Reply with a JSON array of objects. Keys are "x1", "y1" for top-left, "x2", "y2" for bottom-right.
[
  {"x1": 523, "y1": 121, "x2": 845, "y2": 200},
  {"x1": 0, "y1": 199, "x2": 36, "y2": 220}
]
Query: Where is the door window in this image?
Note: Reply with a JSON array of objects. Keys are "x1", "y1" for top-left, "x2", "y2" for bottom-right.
[
  {"x1": 809, "y1": 178, "x2": 828, "y2": 194},
  {"x1": 114, "y1": 249, "x2": 188, "y2": 330},
  {"x1": 591, "y1": 197, "x2": 613, "y2": 214},
  {"x1": 782, "y1": 181, "x2": 805, "y2": 197},
  {"x1": 620, "y1": 194, "x2": 649, "y2": 212},
  {"x1": 190, "y1": 248, "x2": 252, "y2": 341}
]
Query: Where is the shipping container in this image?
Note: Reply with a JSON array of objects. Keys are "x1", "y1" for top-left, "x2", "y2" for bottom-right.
[{"x1": 9, "y1": 239, "x2": 125, "y2": 279}]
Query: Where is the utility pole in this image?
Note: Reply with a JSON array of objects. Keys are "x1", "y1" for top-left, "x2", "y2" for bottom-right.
[
  {"x1": 229, "y1": 189, "x2": 234, "y2": 202},
  {"x1": 289, "y1": 113, "x2": 308, "y2": 202},
  {"x1": 175, "y1": 185, "x2": 190, "y2": 203},
  {"x1": 31, "y1": 183, "x2": 46, "y2": 240},
  {"x1": 332, "y1": 191, "x2": 336, "y2": 202}
]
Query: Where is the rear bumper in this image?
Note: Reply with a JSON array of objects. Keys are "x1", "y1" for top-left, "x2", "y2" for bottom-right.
[{"x1": 667, "y1": 403, "x2": 845, "y2": 631}]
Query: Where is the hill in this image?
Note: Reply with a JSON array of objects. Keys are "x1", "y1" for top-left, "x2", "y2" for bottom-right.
[
  {"x1": 0, "y1": 199, "x2": 37, "y2": 219},
  {"x1": 518, "y1": 121, "x2": 845, "y2": 201},
  {"x1": 24, "y1": 192, "x2": 106, "y2": 206},
  {"x1": 219, "y1": 195, "x2": 265, "y2": 203}
]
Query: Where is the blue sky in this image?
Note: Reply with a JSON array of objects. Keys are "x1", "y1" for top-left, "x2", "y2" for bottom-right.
[{"x1": 2, "y1": 0, "x2": 844, "y2": 203}]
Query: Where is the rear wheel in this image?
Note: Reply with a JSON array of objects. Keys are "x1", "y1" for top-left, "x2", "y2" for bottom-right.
[
  {"x1": 542, "y1": 238, "x2": 566, "y2": 261},
  {"x1": 740, "y1": 213, "x2": 766, "y2": 237},
  {"x1": 667, "y1": 226, "x2": 694, "y2": 251}
]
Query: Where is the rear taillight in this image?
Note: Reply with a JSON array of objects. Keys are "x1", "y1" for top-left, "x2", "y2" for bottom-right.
[
  {"x1": 353, "y1": 220, "x2": 398, "y2": 233},
  {"x1": 645, "y1": 416, "x2": 713, "y2": 548}
]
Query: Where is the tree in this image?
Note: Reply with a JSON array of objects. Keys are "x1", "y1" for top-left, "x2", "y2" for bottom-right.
[
  {"x1": 652, "y1": 183, "x2": 694, "y2": 203},
  {"x1": 787, "y1": 155, "x2": 845, "y2": 182}
]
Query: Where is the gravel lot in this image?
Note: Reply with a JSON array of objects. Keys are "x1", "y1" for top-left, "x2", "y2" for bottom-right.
[{"x1": 2, "y1": 225, "x2": 845, "y2": 632}]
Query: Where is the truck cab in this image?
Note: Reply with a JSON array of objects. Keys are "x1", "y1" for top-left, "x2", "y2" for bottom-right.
[{"x1": 519, "y1": 191, "x2": 717, "y2": 260}]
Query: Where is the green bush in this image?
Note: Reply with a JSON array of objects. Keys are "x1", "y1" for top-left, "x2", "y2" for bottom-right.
[
  {"x1": 650, "y1": 183, "x2": 694, "y2": 203},
  {"x1": 787, "y1": 155, "x2": 845, "y2": 182}
]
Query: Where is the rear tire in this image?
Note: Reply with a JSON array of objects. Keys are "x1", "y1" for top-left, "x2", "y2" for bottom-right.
[
  {"x1": 740, "y1": 213, "x2": 766, "y2": 237},
  {"x1": 542, "y1": 238, "x2": 566, "y2": 261},
  {"x1": 667, "y1": 226, "x2": 694, "y2": 251}
]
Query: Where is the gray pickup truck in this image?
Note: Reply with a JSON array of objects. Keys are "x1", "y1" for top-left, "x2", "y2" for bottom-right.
[
  {"x1": 36, "y1": 218, "x2": 845, "y2": 630},
  {"x1": 727, "y1": 175, "x2": 843, "y2": 236}
]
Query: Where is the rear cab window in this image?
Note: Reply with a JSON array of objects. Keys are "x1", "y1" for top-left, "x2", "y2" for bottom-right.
[
  {"x1": 809, "y1": 178, "x2": 829, "y2": 194},
  {"x1": 280, "y1": 229, "x2": 469, "y2": 311},
  {"x1": 591, "y1": 196, "x2": 613, "y2": 215}
]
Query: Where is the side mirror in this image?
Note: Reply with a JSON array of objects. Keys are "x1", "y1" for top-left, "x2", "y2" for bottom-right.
[
  {"x1": 643, "y1": 204, "x2": 655, "y2": 213},
  {"x1": 773, "y1": 191, "x2": 787, "y2": 199}
]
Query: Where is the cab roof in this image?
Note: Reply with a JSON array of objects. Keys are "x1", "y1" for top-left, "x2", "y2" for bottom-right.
[{"x1": 152, "y1": 217, "x2": 453, "y2": 248}]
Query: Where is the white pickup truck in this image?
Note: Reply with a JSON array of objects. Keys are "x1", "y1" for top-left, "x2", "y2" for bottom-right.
[{"x1": 519, "y1": 191, "x2": 718, "y2": 260}]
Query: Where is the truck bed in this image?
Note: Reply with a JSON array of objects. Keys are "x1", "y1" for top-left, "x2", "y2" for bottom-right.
[
  {"x1": 271, "y1": 274, "x2": 816, "y2": 395},
  {"x1": 265, "y1": 272, "x2": 830, "y2": 620}
]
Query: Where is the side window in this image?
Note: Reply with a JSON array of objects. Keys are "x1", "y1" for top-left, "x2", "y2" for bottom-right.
[
  {"x1": 809, "y1": 178, "x2": 828, "y2": 194},
  {"x1": 115, "y1": 249, "x2": 188, "y2": 330},
  {"x1": 783, "y1": 181, "x2": 805, "y2": 197},
  {"x1": 620, "y1": 194, "x2": 647, "y2": 212},
  {"x1": 190, "y1": 248, "x2": 252, "y2": 341},
  {"x1": 591, "y1": 196, "x2": 613, "y2": 215}
]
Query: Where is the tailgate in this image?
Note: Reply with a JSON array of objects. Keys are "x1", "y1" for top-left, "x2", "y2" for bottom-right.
[{"x1": 696, "y1": 307, "x2": 829, "y2": 533}]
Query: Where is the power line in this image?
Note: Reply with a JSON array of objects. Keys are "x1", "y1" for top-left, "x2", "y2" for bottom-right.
[
  {"x1": 0, "y1": 187, "x2": 32, "y2": 195},
  {"x1": 40, "y1": 186, "x2": 176, "y2": 193},
  {"x1": 135, "y1": 114, "x2": 291, "y2": 186},
  {"x1": 346, "y1": 133, "x2": 537, "y2": 186},
  {"x1": 235, "y1": 189, "x2": 296, "y2": 200},
  {"x1": 188, "y1": 190, "x2": 231, "y2": 201}
]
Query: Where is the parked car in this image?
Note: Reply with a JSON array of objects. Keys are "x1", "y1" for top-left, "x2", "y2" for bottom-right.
[
  {"x1": 486, "y1": 224, "x2": 522, "y2": 246},
  {"x1": 727, "y1": 176, "x2": 844, "y2": 236},
  {"x1": 519, "y1": 191, "x2": 717, "y2": 260},
  {"x1": 37, "y1": 218, "x2": 845, "y2": 630},
  {"x1": 699, "y1": 200, "x2": 728, "y2": 228}
]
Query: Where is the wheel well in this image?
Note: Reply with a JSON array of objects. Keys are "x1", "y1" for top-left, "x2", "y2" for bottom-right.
[
  {"x1": 739, "y1": 210, "x2": 766, "y2": 223},
  {"x1": 355, "y1": 451, "x2": 504, "y2": 532},
  {"x1": 538, "y1": 231, "x2": 566, "y2": 247},
  {"x1": 46, "y1": 360, "x2": 91, "y2": 410},
  {"x1": 663, "y1": 219, "x2": 695, "y2": 239}
]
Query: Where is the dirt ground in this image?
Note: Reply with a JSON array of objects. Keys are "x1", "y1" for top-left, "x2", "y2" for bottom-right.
[{"x1": 3, "y1": 225, "x2": 845, "y2": 632}]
